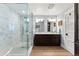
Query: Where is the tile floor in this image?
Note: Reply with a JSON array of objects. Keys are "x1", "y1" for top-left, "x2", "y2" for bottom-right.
[{"x1": 7, "y1": 47, "x2": 28, "y2": 56}]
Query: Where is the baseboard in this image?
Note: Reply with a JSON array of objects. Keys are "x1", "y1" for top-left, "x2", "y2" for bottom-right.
[
  {"x1": 28, "y1": 46, "x2": 33, "y2": 56},
  {"x1": 3, "y1": 47, "x2": 13, "y2": 56}
]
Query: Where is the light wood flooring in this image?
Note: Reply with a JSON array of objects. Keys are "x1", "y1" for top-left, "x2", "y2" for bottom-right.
[{"x1": 31, "y1": 46, "x2": 72, "y2": 56}]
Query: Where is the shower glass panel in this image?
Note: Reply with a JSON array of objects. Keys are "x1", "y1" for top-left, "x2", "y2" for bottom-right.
[
  {"x1": 27, "y1": 13, "x2": 33, "y2": 56},
  {"x1": 21, "y1": 17, "x2": 29, "y2": 55},
  {"x1": 23, "y1": 16, "x2": 33, "y2": 56}
]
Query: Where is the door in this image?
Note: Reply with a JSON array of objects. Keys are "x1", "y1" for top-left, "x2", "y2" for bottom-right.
[{"x1": 65, "y1": 8, "x2": 74, "y2": 55}]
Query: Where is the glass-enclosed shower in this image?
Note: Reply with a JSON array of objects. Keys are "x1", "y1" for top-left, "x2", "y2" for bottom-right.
[
  {"x1": 0, "y1": 3, "x2": 33, "y2": 56},
  {"x1": 7, "y1": 4, "x2": 33, "y2": 56}
]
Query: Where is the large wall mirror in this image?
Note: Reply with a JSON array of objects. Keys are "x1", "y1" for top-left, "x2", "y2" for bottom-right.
[{"x1": 34, "y1": 16, "x2": 57, "y2": 33}]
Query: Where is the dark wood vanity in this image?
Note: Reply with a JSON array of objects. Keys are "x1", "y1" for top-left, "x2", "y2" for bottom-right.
[{"x1": 34, "y1": 34, "x2": 61, "y2": 46}]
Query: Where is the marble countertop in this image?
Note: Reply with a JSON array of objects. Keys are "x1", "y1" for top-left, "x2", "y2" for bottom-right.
[{"x1": 35, "y1": 32, "x2": 60, "y2": 34}]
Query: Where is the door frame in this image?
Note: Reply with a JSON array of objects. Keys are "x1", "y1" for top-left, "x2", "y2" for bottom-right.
[{"x1": 74, "y1": 3, "x2": 78, "y2": 56}]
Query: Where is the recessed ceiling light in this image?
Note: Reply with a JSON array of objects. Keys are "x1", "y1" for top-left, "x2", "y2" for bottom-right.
[
  {"x1": 22, "y1": 10, "x2": 26, "y2": 14},
  {"x1": 48, "y1": 4, "x2": 55, "y2": 9}
]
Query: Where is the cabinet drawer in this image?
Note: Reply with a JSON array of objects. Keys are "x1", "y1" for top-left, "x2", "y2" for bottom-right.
[{"x1": 34, "y1": 34, "x2": 61, "y2": 46}]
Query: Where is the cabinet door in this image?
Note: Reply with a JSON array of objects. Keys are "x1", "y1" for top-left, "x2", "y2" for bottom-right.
[{"x1": 34, "y1": 34, "x2": 60, "y2": 46}]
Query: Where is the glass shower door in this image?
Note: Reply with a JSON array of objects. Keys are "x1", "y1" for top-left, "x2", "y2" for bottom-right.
[
  {"x1": 21, "y1": 15, "x2": 33, "y2": 56},
  {"x1": 21, "y1": 17, "x2": 29, "y2": 56}
]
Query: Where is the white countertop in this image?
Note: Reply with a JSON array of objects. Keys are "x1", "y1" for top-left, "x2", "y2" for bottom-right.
[{"x1": 35, "y1": 32, "x2": 60, "y2": 34}]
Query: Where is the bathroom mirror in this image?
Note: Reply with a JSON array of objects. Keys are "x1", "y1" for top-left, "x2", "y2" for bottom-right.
[{"x1": 35, "y1": 16, "x2": 57, "y2": 33}]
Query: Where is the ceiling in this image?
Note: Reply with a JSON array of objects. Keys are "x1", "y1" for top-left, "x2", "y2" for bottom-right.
[
  {"x1": 5, "y1": 3, "x2": 28, "y2": 16},
  {"x1": 3, "y1": 3, "x2": 73, "y2": 16},
  {"x1": 28, "y1": 3, "x2": 73, "y2": 15}
]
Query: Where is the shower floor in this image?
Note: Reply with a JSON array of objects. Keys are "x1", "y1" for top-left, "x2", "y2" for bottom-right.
[{"x1": 7, "y1": 47, "x2": 27, "y2": 56}]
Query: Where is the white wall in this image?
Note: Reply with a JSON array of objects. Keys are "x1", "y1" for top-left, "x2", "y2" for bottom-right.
[
  {"x1": 58, "y1": 7, "x2": 74, "y2": 55},
  {"x1": 0, "y1": 4, "x2": 21, "y2": 56}
]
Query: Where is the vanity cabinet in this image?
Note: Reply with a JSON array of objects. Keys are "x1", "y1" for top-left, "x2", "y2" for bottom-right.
[{"x1": 34, "y1": 34, "x2": 61, "y2": 46}]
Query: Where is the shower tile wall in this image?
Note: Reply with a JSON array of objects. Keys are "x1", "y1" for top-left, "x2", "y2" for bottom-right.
[{"x1": 0, "y1": 4, "x2": 22, "y2": 56}]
